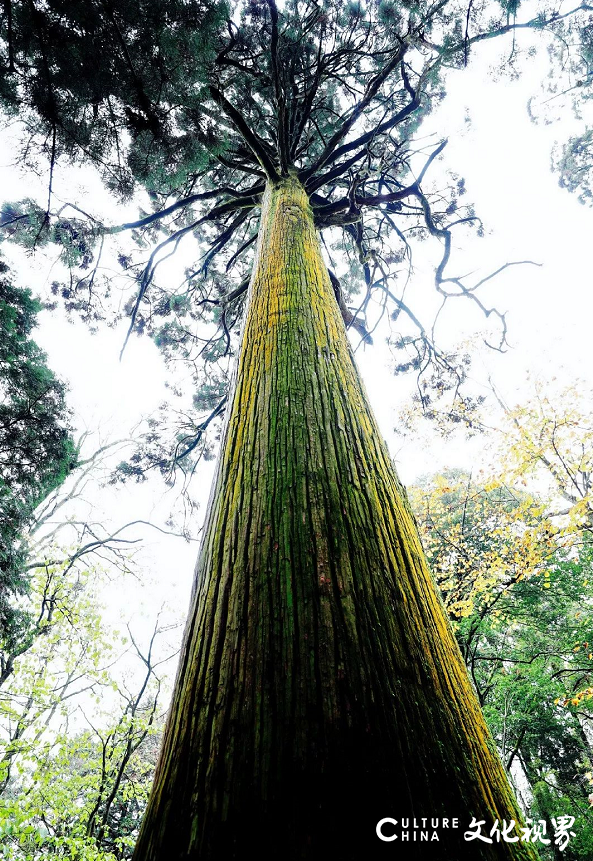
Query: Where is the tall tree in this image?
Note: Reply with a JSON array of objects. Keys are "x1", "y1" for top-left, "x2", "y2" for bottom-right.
[
  {"x1": 2, "y1": 1, "x2": 591, "y2": 858},
  {"x1": 132, "y1": 170, "x2": 538, "y2": 861}
]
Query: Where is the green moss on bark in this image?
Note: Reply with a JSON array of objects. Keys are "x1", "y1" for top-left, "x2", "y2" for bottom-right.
[{"x1": 133, "y1": 177, "x2": 539, "y2": 860}]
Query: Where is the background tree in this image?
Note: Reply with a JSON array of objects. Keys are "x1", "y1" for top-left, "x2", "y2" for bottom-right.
[
  {"x1": 0, "y1": 425, "x2": 190, "y2": 691},
  {"x1": 0, "y1": 557, "x2": 179, "y2": 861},
  {"x1": 0, "y1": 420, "x2": 189, "y2": 859},
  {"x1": 489, "y1": 381, "x2": 593, "y2": 539},
  {"x1": 540, "y1": 15, "x2": 593, "y2": 205},
  {"x1": 410, "y1": 464, "x2": 593, "y2": 860},
  {"x1": 0, "y1": 258, "x2": 75, "y2": 643}
]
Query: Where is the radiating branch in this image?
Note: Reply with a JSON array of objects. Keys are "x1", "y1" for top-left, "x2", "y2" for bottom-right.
[{"x1": 209, "y1": 86, "x2": 280, "y2": 181}]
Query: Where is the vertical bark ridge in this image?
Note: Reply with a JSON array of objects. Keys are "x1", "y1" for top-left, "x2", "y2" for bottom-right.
[{"x1": 133, "y1": 175, "x2": 538, "y2": 860}]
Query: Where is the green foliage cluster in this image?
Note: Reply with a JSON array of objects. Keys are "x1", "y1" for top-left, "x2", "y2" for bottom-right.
[
  {"x1": 556, "y1": 129, "x2": 593, "y2": 205},
  {"x1": 0, "y1": 260, "x2": 75, "y2": 641}
]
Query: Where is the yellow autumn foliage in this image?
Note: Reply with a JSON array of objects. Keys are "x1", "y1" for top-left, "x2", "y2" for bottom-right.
[{"x1": 410, "y1": 471, "x2": 556, "y2": 619}]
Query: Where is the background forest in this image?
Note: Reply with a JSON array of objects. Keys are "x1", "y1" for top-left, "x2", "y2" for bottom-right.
[{"x1": 1, "y1": 0, "x2": 593, "y2": 858}]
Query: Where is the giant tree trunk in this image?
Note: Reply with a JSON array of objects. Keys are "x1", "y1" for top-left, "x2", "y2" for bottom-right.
[{"x1": 133, "y1": 176, "x2": 538, "y2": 860}]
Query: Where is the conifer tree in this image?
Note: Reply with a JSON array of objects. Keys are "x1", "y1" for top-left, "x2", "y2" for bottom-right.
[{"x1": 0, "y1": 260, "x2": 75, "y2": 644}]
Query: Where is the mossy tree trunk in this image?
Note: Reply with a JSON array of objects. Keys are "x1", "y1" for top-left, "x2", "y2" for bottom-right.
[{"x1": 132, "y1": 177, "x2": 539, "y2": 860}]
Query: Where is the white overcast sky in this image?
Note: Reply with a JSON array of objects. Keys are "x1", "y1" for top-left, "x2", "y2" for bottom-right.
[{"x1": 1, "y1": 29, "x2": 592, "y2": 645}]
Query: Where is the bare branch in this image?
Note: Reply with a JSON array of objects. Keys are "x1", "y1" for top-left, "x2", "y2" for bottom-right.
[{"x1": 174, "y1": 396, "x2": 229, "y2": 463}]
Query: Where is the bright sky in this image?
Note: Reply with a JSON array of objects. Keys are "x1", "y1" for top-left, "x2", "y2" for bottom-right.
[
  {"x1": 358, "y1": 36, "x2": 593, "y2": 482},
  {"x1": 1, "y1": 28, "x2": 592, "y2": 673}
]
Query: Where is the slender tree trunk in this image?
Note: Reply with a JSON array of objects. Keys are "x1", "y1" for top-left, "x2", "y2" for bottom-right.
[{"x1": 133, "y1": 176, "x2": 538, "y2": 860}]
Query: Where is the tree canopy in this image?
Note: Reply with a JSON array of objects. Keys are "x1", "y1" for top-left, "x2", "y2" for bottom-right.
[{"x1": 2, "y1": 0, "x2": 591, "y2": 484}]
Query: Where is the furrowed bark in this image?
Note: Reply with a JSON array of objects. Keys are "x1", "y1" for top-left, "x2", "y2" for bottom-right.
[{"x1": 132, "y1": 176, "x2": 538, "y2": 860}]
